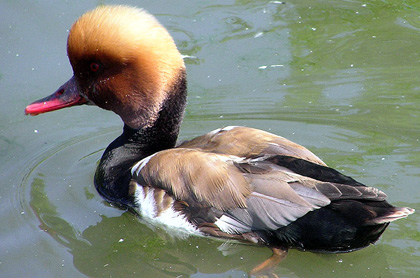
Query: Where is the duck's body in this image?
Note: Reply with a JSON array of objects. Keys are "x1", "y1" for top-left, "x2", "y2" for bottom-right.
[{"x1": 25, "y1": 5, "x2": 413, "y2": 270}]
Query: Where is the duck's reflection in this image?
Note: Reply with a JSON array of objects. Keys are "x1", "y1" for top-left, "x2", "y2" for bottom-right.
[{"x1": 30, "y1": 175, "x2": 394, "y2": 278}]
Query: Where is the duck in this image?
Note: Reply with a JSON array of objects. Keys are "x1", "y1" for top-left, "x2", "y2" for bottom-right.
[{"x1": 25, "y1": 5, "x2": 414, "y2": 274}]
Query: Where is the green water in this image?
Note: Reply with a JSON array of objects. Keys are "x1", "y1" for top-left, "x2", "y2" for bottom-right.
[{"x1": 1, "y1": 0, "x2": 419, "y2": 277}]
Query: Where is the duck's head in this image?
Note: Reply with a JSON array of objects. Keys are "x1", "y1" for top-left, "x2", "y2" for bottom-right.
[{"x1": 25, "y1": 5, "x2": 186, "y2": 129}]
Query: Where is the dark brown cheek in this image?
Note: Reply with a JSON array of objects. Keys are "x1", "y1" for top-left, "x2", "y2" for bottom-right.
[
  {"x1": 77, "y1": 79, "x2": 103, "y2": 108},
  {"x1": 72, "y1": 75, "x2": 91, "y2": 100},
  {"x1": 89, "y1": 90, "x2": 110, "y2": 110},
  {"x1": 96, "y1": 84, "x2": 124, "y2": 111}
]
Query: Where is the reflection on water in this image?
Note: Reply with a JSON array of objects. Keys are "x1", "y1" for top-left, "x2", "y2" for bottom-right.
[
  {"x1": 27, "y1": 155, "x2": 395, "y2": 278},
  {"x1": 30, "y1": 176, "x2": 251, "y2": 277}
]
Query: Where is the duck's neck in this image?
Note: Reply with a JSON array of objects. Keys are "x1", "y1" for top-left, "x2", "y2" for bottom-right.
[{"x1": 94, "y1": 72, "x2": 187, "y2": 206}]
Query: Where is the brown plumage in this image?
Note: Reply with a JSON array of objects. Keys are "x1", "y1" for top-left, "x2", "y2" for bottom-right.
[
  {"x1": 179, "y1": 126, "x2": 327, "y2": 166},
  {"x1": 25, "y1": 5, "x2": 414, "y2": 275},
  {"x1": 67, "y1": 5, "x2": 185, "y2": 129},
  {"x1": 132, "y1": 148, "x2": 251, "y2": 210}
]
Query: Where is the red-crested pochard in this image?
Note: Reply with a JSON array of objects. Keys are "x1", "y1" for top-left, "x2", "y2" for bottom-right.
[{"x1": 25, "y1": 5, "x2": 414, "y2": 274}]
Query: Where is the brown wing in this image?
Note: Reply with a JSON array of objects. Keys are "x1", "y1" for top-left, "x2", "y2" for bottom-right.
[
  {"x1": 131, "y1": 148, "x2": 388, "y2": 231},
  {"x1": 177, "y1": 126, "x2": 327, "y2": 166},
  {"x1": 130, "y1": 147, "x2": 362, "y2": 231},
  {"x1": 215, "y1": 159, "x2": 388, "y2": 233},
  {"x1": 131, "y1": 148, "x2": 251, "y2": 211}
]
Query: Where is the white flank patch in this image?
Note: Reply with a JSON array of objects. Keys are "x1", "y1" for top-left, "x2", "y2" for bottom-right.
[
  {"x1": 133, "y1": 185, "x2": 201, "y2": 237},
  {"x1": 214, "y1": 215, "x2": 251, "y2": 235}
]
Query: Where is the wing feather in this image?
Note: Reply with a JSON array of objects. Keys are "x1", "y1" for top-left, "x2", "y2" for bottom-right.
[
  {"x1": 131, "y1": 143, "x2": 388, "y2": 236},
  {"x1": 131, "y1": 148, "x2": 251, "y2": 211},
  {"x1": 178, "y1": 126, "x2": 327, "y2": 166}
]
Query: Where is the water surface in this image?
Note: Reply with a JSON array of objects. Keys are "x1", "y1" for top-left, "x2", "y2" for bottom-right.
[{"x1": 1, "y1": 0, "x2": 419, "y2": 277}]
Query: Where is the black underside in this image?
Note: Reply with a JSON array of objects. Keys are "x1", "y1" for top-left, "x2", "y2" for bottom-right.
[
  {"x1": 262, "y1": 200, "x2": 390, "y2": 252},
  {"x1": 178, "y1": 154, "x2": 396, "y2": 252},
  {"x1": 185, "y1": 198, "x2": 391, "y2": 252},
  {"x1": 259, "y1": 155, "x2": 392, "y2": 252}
]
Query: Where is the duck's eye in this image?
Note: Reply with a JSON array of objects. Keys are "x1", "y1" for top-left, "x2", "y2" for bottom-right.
[{"x1": 90, "y1": 62, "x2": 100, "y2": 72}]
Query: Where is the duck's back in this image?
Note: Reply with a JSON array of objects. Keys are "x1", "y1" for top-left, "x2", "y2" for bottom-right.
[{"x1": 130, "y1": 126, "x2": 413, "y2": 252}]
